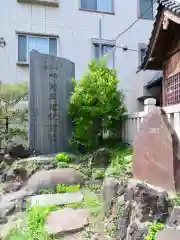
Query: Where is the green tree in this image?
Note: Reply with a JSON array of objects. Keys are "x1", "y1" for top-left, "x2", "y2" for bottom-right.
[
  {"x1": 69, "y1": 58, "x2": 126, "y2": 150},
  {"x1": 0, "y1": 81, "x2": 28, "y2": 145}
]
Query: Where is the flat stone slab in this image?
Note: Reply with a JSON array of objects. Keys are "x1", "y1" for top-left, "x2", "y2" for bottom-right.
[
  {"x1": 45, "y1": 208, "x2": 89, "y2": 235},
  {"x1": 155, "y1": 228, "x2": 180, "y2": 239},
  {"x1": 28, "y1": 192, "x2": 83, "y2": 207},
  {"x1": 16, "y1": 155, "x2": 56, "y2": 164}
]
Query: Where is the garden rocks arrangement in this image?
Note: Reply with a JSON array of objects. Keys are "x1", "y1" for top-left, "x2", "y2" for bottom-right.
[{"x1": 0, "y1": 144, "x2": 177, "y2": 239}]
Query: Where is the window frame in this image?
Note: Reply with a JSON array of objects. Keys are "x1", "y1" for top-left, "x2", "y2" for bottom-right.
[
  {"x1": 79, "y1": 0, "x2": 115, "y2": 14},
  {"x1": 17, "y1": 33, "x2": 59, "y2": 65},
  {"x1": 138, "y1": 0, "x2": 154, "y2": 20},
  {"x1": 92, "y1": 38, "x2": 116, "y2": 68},
  {"x1": 138, "y1": 43, "x2": 147, "y2": 66}
]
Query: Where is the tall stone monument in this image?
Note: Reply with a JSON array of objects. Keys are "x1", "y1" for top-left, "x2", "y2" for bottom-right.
[
  {"x1": 132, "y1": 107, "x2": 180, "y2": 192},
  {"x1": 29, "y1": 50, "x2": 75, "y2": 154}
]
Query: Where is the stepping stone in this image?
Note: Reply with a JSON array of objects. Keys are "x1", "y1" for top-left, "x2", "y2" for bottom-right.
[
  {"x1": 44, "y1": 208, "x2": 88, "y2": 235},
  {"x1": 28, "y1": 192, "x2": 83, "y2": 207},
  {"x1": 155, "y1": 228, "x2": 180, "y2": 240},
  {"x1": 16, "y1": 155, "x2": 56, "y2": 165}
]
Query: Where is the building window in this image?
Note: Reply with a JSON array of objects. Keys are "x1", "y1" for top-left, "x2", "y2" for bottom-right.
[
  {"x1": 80, "y1": 0, "x2": 113, "y2": 13},
  {"x1": 139, "y1": 0, "x2": 153, "y2": 20},
  {"x1": 139, "y1": 43, "x2": 147, "y2": 65},
  {"x1": 163, "y1": 73, "x2": 180, "y2": 106},
  {"x1": 94, "y1": 43, "x2": 115, "y2": 68},
  {"x1": 18, "y1": 35, "x2": 57, "y2": 62}
]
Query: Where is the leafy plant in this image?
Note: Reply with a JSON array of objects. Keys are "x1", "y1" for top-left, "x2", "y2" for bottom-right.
[
  {"x1": 55, "y1": 152, "x2": 71, "y2": 163},
  {"x1": 57, "y1": 161, "x2": 69, "y2": 168},
  {"x1": 26, "y1": 205, "x2": 57, "y2": 239},
  {"x1": 6, "y1": 204, "x2": 57, "y2": 240},
  {"x1": 69, "y1": 58, "x2": 126, "y2": 150},
  {"x1": 39, "y1": 188, "x2": 54, "y2": 194},
  {"x1": 105, "y1": 146, "x2": 132, "y2": 178},
  {"x1": 168, "y1": 193, "x2": 180, "y2": 207},
  {"x1": 39, "y1": 184, "x2": 80, "y2": 195},
  {"x1": 145, "y1": 221, "x2": 164, "y2": 240},
  {"x1": 0, "y1": 81, "x2": 28, "y2": 142},
  {"x1": 65, "y1": 189, "x2": 103, "y2": 217},
  {"x1": 56, "y1": 184, "x2": 80, "y2": 193},
  {"x1": 92, "y1": 168, "x2": 105, "y2": 180}
]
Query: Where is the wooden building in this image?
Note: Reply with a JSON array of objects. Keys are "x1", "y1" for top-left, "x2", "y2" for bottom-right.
[{"x1": 140, "y1": 0, "x2": 180, "y2": 106}]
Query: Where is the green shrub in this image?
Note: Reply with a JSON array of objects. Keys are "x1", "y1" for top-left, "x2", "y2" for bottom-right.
[
  {"x1": 6, "y1": 205, "x2": 57, "y2": 240},
  {"x1": 92, "y1": 168, "x2": 105, "y2": 180},
  {"x1": 27, "y1": 205, "x2": 57, "y2": 239},
  {"x1": 56, "y1": 184, "x2": 80, "y2": 193},
  {"x1": 105, "y1": 146, "x2": 133, "y2": 178},
  {"x1": 65, "y1": 189, "x2": 103, "y2": 217},
  {"x1": 168, "y1": 193, "x2": 180, "y2": 207},
  {"x1": 57, "y1": 161, "x2": 69, "y2": 168},
  {"x1": 145, "y1": 221, "x2": 164, "y2": 240},
  {"x1": 55, "y1": 152, "x2": 71, "y2": 163},
  {"x1": 39, "y1": 188, "x2": 54, "y2": 194},
  {"x1": 69, "y1": 58, "x2": 126, "y2": 150}
]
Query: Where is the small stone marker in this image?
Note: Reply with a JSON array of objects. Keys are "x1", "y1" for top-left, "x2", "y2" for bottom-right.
[
  {"x1": 155, "y1": 228, "x2": 180, "y2": 240},
  {"x1": 132, "y1": 107, "x2": 180, "y2": 192},
  {"x1": 45, "y1": 208, "x2": 89, "y2": 235},
  {"x1": 28, "y1": 192, "x2": 83, "y2": 207}
]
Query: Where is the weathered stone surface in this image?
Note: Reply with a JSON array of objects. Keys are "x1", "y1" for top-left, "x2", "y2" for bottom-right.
[
  {"x1": 116, "y1": 180, "x2": 169, "y2": 240},
  {"x1": 29, "y1": 50, "x2": 75, "y2": 154},
  {"x1": 155, "y1": 228, "x2": 180, "y2": 240},
  {"x1": 0, "y1": 212, "x2": 26, "y2": 239},
  {"x1": 167, "y1": 206, "x2": 180, "y2": 229},
  {"x1": 25, "y1": 168, "x2": 85, "y2": 194},
  {"x1": 28, "y1": 192, "x2": 83, "y2": 207},
  {"x1": 3, "y1": 181, "x2": 22, "y2": 193},
  {"x1": 132, "y1": 107, "x2": 180, "y2": 192},
  {"x1": 91, "y1": 233, "x2": 109, "y2": 240},
  {"x1": 4, "y1": 140, "x2": 30, "y2": 159},
  {"x1": 101, "y1": 177, "x2": 120, "y2": 217},
  {"x1": 116, "y1": 202, "x2": 131, "y2": 239},
  {"x1": 16, "y1": 154, "x2": 56, "y2": 165},
  {"x1": 3, "y1": 154, "x2": 16, "y2": 165},
  {"x1": 45, "y1": 208, "x2": 88, "y2": 235},
  {"x1": 90, "y1": 148, "x2": 111, "y2": 167}
]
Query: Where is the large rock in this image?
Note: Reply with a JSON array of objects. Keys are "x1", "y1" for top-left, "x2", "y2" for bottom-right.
[
  {"x1": 0, "y1": 212, "x2": 26, "y2": 239},
  {"x1": 132, "y1": 107, "x2": 180, "y2": 192},
  {"x1": 155, "y1": 228, "x2": 180, "y2": 240},
  {"x1": 101, "y1": 177, "x2": 122, "y2": 217},
  {"x1": 25, "y1": 168, "x2": 85, "y2": 194},
  {"x1": 3, "y1": 154, "x2": 16, "y2": 165},
  {"x1": 4, "y1": 140, "x2": 31, "y2": 159},
  {"x1": 90, "y1": 148, "x2": 111, "y2": 167},
  {"x1": 116, "y1": 180, "x2": 169, "y2": 240},
  {"x1": 45, "y1": 208, "x2": 89, "y2": 235},
  {"x1": 28, "y1": 192, "x2": 83, "y2": 207},
  {"x1": 167, "y1": 206, "x2": 180, "y2": 229},
  {"x1": 3, "y1": 181, "x2": 22, "y2": 193}
]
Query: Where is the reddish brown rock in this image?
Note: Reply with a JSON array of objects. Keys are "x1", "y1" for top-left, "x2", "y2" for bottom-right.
[
  {"x1": 132, "y1": 107, "x2": 180, "y2": 192},
  {"x1": 44, "y1": 208, "x2": 89, "y2": 235}
]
